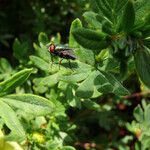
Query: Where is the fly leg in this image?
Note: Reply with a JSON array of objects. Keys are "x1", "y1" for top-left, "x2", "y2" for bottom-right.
[{"x1": 59, "y1": 58, "x2": 63, "y2": 69}]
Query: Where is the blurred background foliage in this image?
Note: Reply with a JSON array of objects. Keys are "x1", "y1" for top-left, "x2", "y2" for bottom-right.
[
  {"x1": 0, "y1": 0, "x2": 150, "y2": 150},
  {"x1": 0, "y1": 0, "x2": 87, "y2": 61}
]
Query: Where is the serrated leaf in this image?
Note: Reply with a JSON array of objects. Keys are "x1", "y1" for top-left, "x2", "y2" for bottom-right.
[
  {"x1": 72, "y1": 27, "x2": 108, "y2": 50},
  {"x1": 3, "y1": 94, "x2": 55, "y2": 116},
  {"x1": 0, "y1": 100, "x2": 25, "y2": 141},
  {"x1": 30, "y1": 55, "x2": 50, "y2": 72},
  {"x1": 38, "y1": 32, "x2": 49, "y2": 45},
  {"x1": 101, "y1": 71, "x2": 130, "y2": 96},
  {"x1": 134, "y1": 48, "x2": 150, "y2": 88},
  {"x1": 119, "y1": 0, "x2": 135, "y2": 32},
  {"x1": 0, "y1": 68, "x2": 32, "y2": 96}
]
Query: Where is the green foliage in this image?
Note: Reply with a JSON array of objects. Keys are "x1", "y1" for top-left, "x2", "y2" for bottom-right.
[
  {"x1": 72, "y1": 28, "x2": 108, "y2": 50},
  {"x1": 0, "y1": 0, "x2": 150, "y2": 150},
  {"x1": 127, "y1": 101, "x2": 150, "y2": 150},
  {"x1": 134, "y1": 47, "x2": 150, "y2": 88}
]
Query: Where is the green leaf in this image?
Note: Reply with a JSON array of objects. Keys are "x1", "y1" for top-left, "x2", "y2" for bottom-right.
[
  {"x1": 83, "y1": 11, "x2": 102, "y2": 29},
  {"x1": 33, "y1": 43, "x2": 51, "y2": 62},
  {"x1": 115, "y1": 0, "x2": 128, "y2": 13},
  {"x1": 0, "y1": 68, "x2": 32, "y2": 96},
  {"x1": 30, "y1": 55, "x2": 50, "y2": 72},
  {"x1": 2, "y1": 94, "x2": 55, "y2": 116},
  {"x1": 82, "y1": 99, "x2": 100, "y2": 110},
  {"x1": 134, "y1": 48, "x2": 150, "y2": 88},
  {"x1": 94, "y1": 71, "x2": 113, "y2": 93},
  {"x1": 0, "y1": 58, "x2": 12, "y2": 73},
  {"x1": 62, "y1": 146, "x2": 76, "y2": 150},
  {"x1": 135, "y1": 0, "x2": 150, "y2": 25},
  {"x1": 76, "y1": 71, "x2": 95, "y2": 98},
  {"x1": 59, "y1": 73, "x2": 88, "y2": 83},
  {"x1": 34, "y1": 73, "x2": 60, "y2": 87},
  {"x1": 101, "y1": 71, "x2": 130, "y2": 96},
  {"x1": 0, "y1": 100, "x2": 25, "y2": 141},
  {"x1": 13, "y1": 38, "x2": 28, "y2": 63},
  {"x1": 90, "y1": 0, "x2": 113, "y2": 21},
  {"x1": 72, "y1": 27, "x2": 108, "y2": 50},
  {"x1": 69, "y1": 18, "x2": 82, "y2": 48},
  {"x1": 38, "y1": 32, "x2": 49, "y2": 45},
  {"x1": 144, "y1": 104, "x2": 150, "y2": 125},
  {"x1": 133, "y1": 105, "x2": 144, "y2": 122},
  {"x1": 119, "y1": 0, "x2": 135, "y2": 32}
]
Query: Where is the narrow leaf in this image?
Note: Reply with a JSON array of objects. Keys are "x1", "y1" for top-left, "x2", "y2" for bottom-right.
[
  {"x1": 0, "y1": 68, "x2": 32, "y2": 96},
  {"x1": 3, "y1": 94, "x2": 55, "y2": 116},
  {"x1": 0, "y1": 100, "x2": 25, "y2": 141},
  {"x1": 144, "y1": 105, "x2": 150, "y2": 124},
  {"x1": 134, "y1": 48, "x2": 150, "y2": 88}
]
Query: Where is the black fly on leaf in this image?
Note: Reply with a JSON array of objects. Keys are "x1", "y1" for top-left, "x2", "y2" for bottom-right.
[{"x1": 47, "y1": 44, "x2": 77, "y2": 69}]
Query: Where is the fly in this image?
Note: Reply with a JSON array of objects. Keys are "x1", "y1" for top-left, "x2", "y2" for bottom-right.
[{"x1": 47, "y1": 43, "x2": 77, "y2": 69}]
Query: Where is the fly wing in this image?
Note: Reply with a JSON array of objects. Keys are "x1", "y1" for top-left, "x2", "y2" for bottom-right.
[
  {"x1": 60, "y1": 50, "x2": 77, "y2": 59},
  {"x1": 55, "y1": 44, "x2": 77, "y2": 51}
]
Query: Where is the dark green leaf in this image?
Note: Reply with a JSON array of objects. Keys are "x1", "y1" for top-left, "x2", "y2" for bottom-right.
[
  {"x1": 13, "y1": 38, "x2": 28, "y2": 63},
  {"x1": 38, "y1": 32, "x2": 49, "y2": 45},
  {"x1": 83, "y1": 11, "x2": 102, "y2": 29},
  {"x1": 134, "y1": 48, "x2": 150, "y2": 88},
  {"x1": 82, "y1": 99, "x2": 100, "y2": 110},
  {"x1": 119, "y1": 0, "x2": 135, "y2": 32},
  {"x1": 72, "y1": 27, "x2": 108, "y2": 50}
]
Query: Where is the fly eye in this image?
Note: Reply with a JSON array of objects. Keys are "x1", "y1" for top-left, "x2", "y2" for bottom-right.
[{"x1": 49, "y1": 44, "x2": 55, "y2": 53}]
